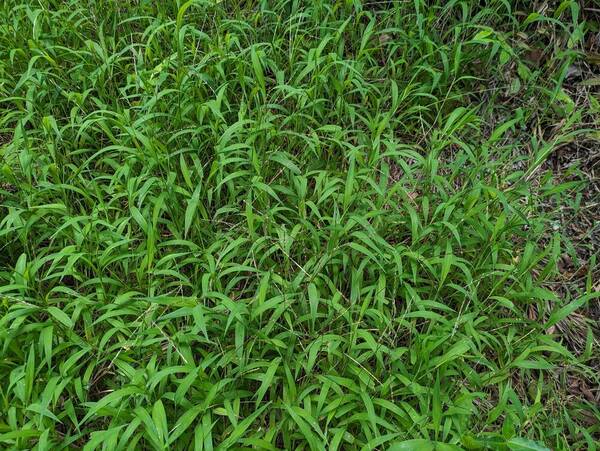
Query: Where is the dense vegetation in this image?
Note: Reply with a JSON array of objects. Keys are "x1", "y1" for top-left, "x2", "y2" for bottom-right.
[{"x1": 1, "y1": 0, "x2": 599, "y2": 449}]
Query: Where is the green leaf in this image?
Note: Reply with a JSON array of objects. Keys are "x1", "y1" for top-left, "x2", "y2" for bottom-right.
[
  {"x1": 185, "y1": 185, "x2": 202, "y2": 237},
  {"x1": 507, "y1": 437, "x2": 551, "y2": 451},
  {"x1": 152, "y1": 399, "x2": 168, "y2": 446},
  {"x1": 389, "y1": 439, "x2": 462, "y2": 451},
  {"x1": 255, "y1": 357, "x2": 281, "y2": 407},
  {"x1": 216, "y1": 403, "x2": 270, "y2": 450},
  {"x1": 47, "y1": 307, "x2": 73, "y2": 329},
  {"x1": 251, "y1": 45, "x2": 265, "y2": 94},
  {"x1": 546, "y1": 292, "x2": 600, "y2": 329}
]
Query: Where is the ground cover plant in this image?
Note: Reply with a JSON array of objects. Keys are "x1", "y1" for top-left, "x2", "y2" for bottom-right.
[{"x1": 0, "y1": 0, "x2": 599, "y2": 449}]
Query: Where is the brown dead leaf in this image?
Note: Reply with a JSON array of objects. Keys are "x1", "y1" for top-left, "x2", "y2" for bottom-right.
[
  {"x1": 378, "y1": 34, "x2": 391, "y2": 45},
  {"x1": 557, "y1": 253, "x2": 573, "y2": 274},
  {"x1": 525, "y1": 49, "x2": 544, "y2": 66},
  {"x1": 528, "y1": 305, "x2": 538, "y2": 321},
  {"x1": 0, "y1": 182, "x2": 16, "y2": 193},
  {"x1": 0, "y1": 133, "x2": 11, "y2": 145},
  {"x1": 585, "y1": 52, "x2": 600, "y2": 65}
]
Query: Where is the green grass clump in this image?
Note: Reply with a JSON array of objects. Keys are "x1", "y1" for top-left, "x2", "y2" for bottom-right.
[{"x1": 1, "y1": 0, "x2": 599, "y2": 449}]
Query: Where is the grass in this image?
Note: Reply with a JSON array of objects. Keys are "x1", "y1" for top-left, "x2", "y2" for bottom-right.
[{"x1": 0, "y1": 0, "x2": 599, "y2": 449}]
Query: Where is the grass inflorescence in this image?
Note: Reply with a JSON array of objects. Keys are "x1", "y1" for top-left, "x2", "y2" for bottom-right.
[{"x1": 0, "y1": 0, "x2": 599, "y2": 449}]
